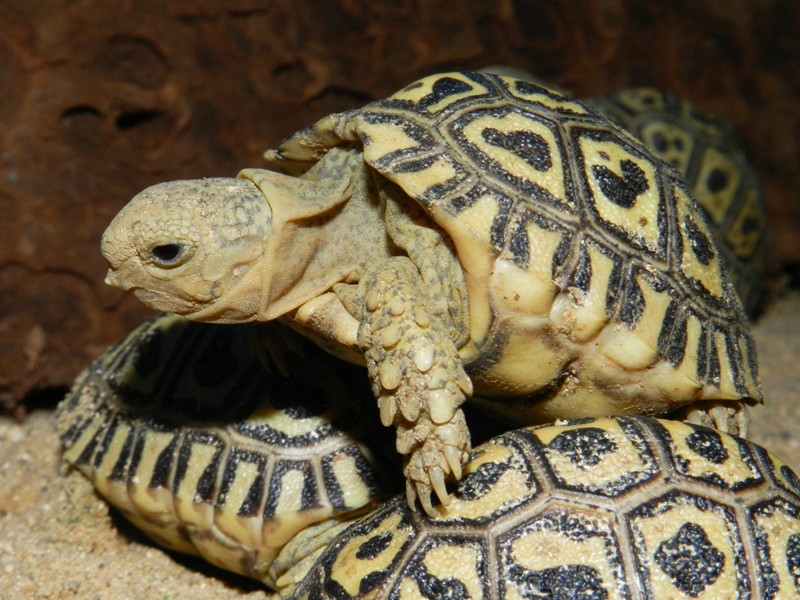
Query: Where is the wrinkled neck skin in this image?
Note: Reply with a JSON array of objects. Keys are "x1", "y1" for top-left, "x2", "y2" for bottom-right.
[{"x1": 192, "y1": 148, "x2": 391, "y2": 323}]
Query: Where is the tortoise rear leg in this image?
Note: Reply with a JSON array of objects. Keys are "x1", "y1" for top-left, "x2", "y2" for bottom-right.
[
  {"x1": 355, "y1": 257, "x2": 472, "y2": 516},
  {"x1": 675, "y1": 400, "x2": 750, "y2": 437}
]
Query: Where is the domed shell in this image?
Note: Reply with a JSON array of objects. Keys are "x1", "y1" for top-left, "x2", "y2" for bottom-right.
[
  {"x1": 290, "y1": 416, "x2": 800, "y2": 599},
  {"x1": 56, "y1": 313, "x2": 390, "y2": 588},
  {"x1": 588, "y1": 87, "x2": 765, "y2": 316},
  {"x1": 267, "y1": 71, "x2": 760, "y2": 413}
]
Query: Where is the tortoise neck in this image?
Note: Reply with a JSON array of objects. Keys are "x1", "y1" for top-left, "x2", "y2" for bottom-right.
[{"x1": 243, "y1": 153, "x2": 392, "y2": 320}]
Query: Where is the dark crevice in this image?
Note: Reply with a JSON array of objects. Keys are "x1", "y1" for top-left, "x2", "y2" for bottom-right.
[
  {"x1": 61, "y1": 105, "x2": 103, "y2": 123},
  {"x1": 781, "y1": 262, "x2": 800, "y2": 289},
  {"x1": 22, "y1": 385, "x2": 70, "y2": 412},
  {"x1": 115, "y1": 109, "x2": 166, "y2": 132}
]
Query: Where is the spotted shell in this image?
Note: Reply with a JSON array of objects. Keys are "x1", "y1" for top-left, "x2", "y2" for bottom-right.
[
  {"x1": 290, "y1": 416, "x2": 800, "y2": 599},
  {"x1": 56, "y1": 313, "x2": 391, "y2": 588},
  {"x1": 56, "y1": 316, "x2": 799, "y2": 598},
  {"x1": 588, "y1": 87, "x2": 765, "y2": 316},
  {"x1": 267, "y1": 71, "x2": 760, "y2": 424}
]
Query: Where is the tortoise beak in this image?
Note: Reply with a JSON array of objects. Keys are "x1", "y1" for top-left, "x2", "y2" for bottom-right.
[{"x1": 104, "y1": 269, "x2": 122, "y2": 288}]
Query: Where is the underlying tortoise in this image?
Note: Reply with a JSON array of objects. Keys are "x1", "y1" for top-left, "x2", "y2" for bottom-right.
[
  {"x1": 56, "y1": 313, "x2": 394, "y2": 588},
  {"x1": 293, "y1": 416, "x2": 800, "y2": 599},
  {"x1": 57, "y1": 313, "x2": 800, "y2": 598},
  {"x1": 100, "y1": 71, "x2": 761, "y2": 515}
]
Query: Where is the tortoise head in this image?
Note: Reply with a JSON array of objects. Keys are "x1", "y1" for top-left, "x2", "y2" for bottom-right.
[{"x1": 101, "y1": 177, "x2": 272, "y2": 322}]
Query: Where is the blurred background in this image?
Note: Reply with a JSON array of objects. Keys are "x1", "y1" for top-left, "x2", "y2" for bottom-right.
[{"x1": 1, "y1": 0, "x2": 799, "y2": 412}]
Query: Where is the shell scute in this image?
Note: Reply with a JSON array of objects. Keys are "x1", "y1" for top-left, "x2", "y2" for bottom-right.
[{"x1": 294, "y1": 417, "x2": 800, "y2": 599}]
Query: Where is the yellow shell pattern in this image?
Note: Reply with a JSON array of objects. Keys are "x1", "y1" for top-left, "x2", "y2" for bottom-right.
[
  {"x1": 290, "y1": 416, "x2": 800, "y2": 599},
  {"x1": 56, "y1": 314, "x2": 387, "y2": 588},
  {"x1": 343, "y1": 72, "x2": 760, "y2": 416},
  {"x1": 56, "y1": 315, "x2": 798, "y2": 597},
  {"x1": 588, "y1": 87, "x2": 765, "y2": 316}
]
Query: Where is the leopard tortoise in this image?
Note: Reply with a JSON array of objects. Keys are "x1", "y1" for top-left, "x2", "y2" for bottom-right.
[
  {"x1": 57, "y1": 313, "x2": 800, "y2": 598},
  {"x1": 294, "y1": 416, "x2": 800, "y2": 599},
  {"x1": 57, "y1": 315, "x2": 800, "y2": 600},
  {"x1": 56, "y1": 313, "x2": 393, "y2": 588},
  {"x1": 99, "y1": 71, "x2": 761, "y2": 515}
]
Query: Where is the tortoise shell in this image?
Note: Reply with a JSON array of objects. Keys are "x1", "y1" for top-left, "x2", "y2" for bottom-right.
[
  {"x1": 290, "y1": 416, "x2": 800, "y2": 599},
  {"x1": 56, "y1": 313, "x2": 391, "y2": 588},
  {"x1": 588, "y1": 87, "x2": 766, "y2": 316},
  {"x1": 57, "y1": 316, "x2": 799, "y2": 597},
  {"x1": 266, "y1": 71, "x2": 760, "y2": 421}
]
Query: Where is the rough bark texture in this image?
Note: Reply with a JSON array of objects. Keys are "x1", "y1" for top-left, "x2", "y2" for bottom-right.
[{"x1": 2, "y1": 0, "x2": 799, "y2": 409}]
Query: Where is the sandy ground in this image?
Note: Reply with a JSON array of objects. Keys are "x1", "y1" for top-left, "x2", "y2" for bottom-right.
[{"x1": 2, "y1": 291, "x2": 799, "y2": 599}]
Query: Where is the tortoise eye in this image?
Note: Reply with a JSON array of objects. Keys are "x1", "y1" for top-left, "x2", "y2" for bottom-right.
[{"x1": 149, "y1": 243, "x2": 187, "y2": 267}]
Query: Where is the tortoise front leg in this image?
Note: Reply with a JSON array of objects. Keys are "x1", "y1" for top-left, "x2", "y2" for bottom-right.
[{"x1": 358, "y1": 257, "x2": 472, "y2": 516}]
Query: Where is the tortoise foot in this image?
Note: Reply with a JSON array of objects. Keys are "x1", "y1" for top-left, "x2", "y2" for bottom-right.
[
  {"x1": 400, "y1": 411, "x2": 471, "y2": 516},
  {"x1": 677, "y1": 400, "x2": 751, "y2": 437}
]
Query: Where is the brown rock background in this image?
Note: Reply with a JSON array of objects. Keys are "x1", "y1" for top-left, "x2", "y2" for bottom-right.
[{"x1": 2, "y1": 0, "x2": 799, "y2": 410}]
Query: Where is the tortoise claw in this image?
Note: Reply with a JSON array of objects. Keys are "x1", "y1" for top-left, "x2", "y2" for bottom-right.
[
  {"x1": 419, "y1": 486, "x2": 436, "y2": 517},
  {"x1": 678, "y1": 400, "x2": 751, "y2": 437},
  {"x1": 444, "y1": 446, "x2": 463, "y2": 480},
  {"x1": 406, "y1": 477, "x2": 437, "y2": 517},
  {"x1": 403, "y1": 415, "x2": 470, "y2": 516},
  {"x1": 430, "y1": 466, "x2": 451, "y2": 507},
  {"x1": 406, "y1": 479, "x2": 419, "y2": 512}
]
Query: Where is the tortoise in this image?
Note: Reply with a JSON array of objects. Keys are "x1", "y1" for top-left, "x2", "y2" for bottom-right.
[
  {"x1": 292, "y1": 416, "x2": 800, "y2": 599},
  {"x1": 99, "y1": 71, "x2": 762, "y2": 515},
  {"x1": 57, "y1": 313, "x2": 800, "y2": 598},
  {"x1": 587, "y1": 87, "x2": 766, "y2": 316},
  {"x1": 56, "y1": 312, "x2": 394, "y2": 588}
]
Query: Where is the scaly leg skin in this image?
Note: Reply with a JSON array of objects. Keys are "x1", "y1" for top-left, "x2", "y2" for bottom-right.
[
  {"x1": 359, "y1": 258, "x2": 472, "y2": 516},
  {"x1": 678, "y1": 400, "x2": 750, "y2": 438}
]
